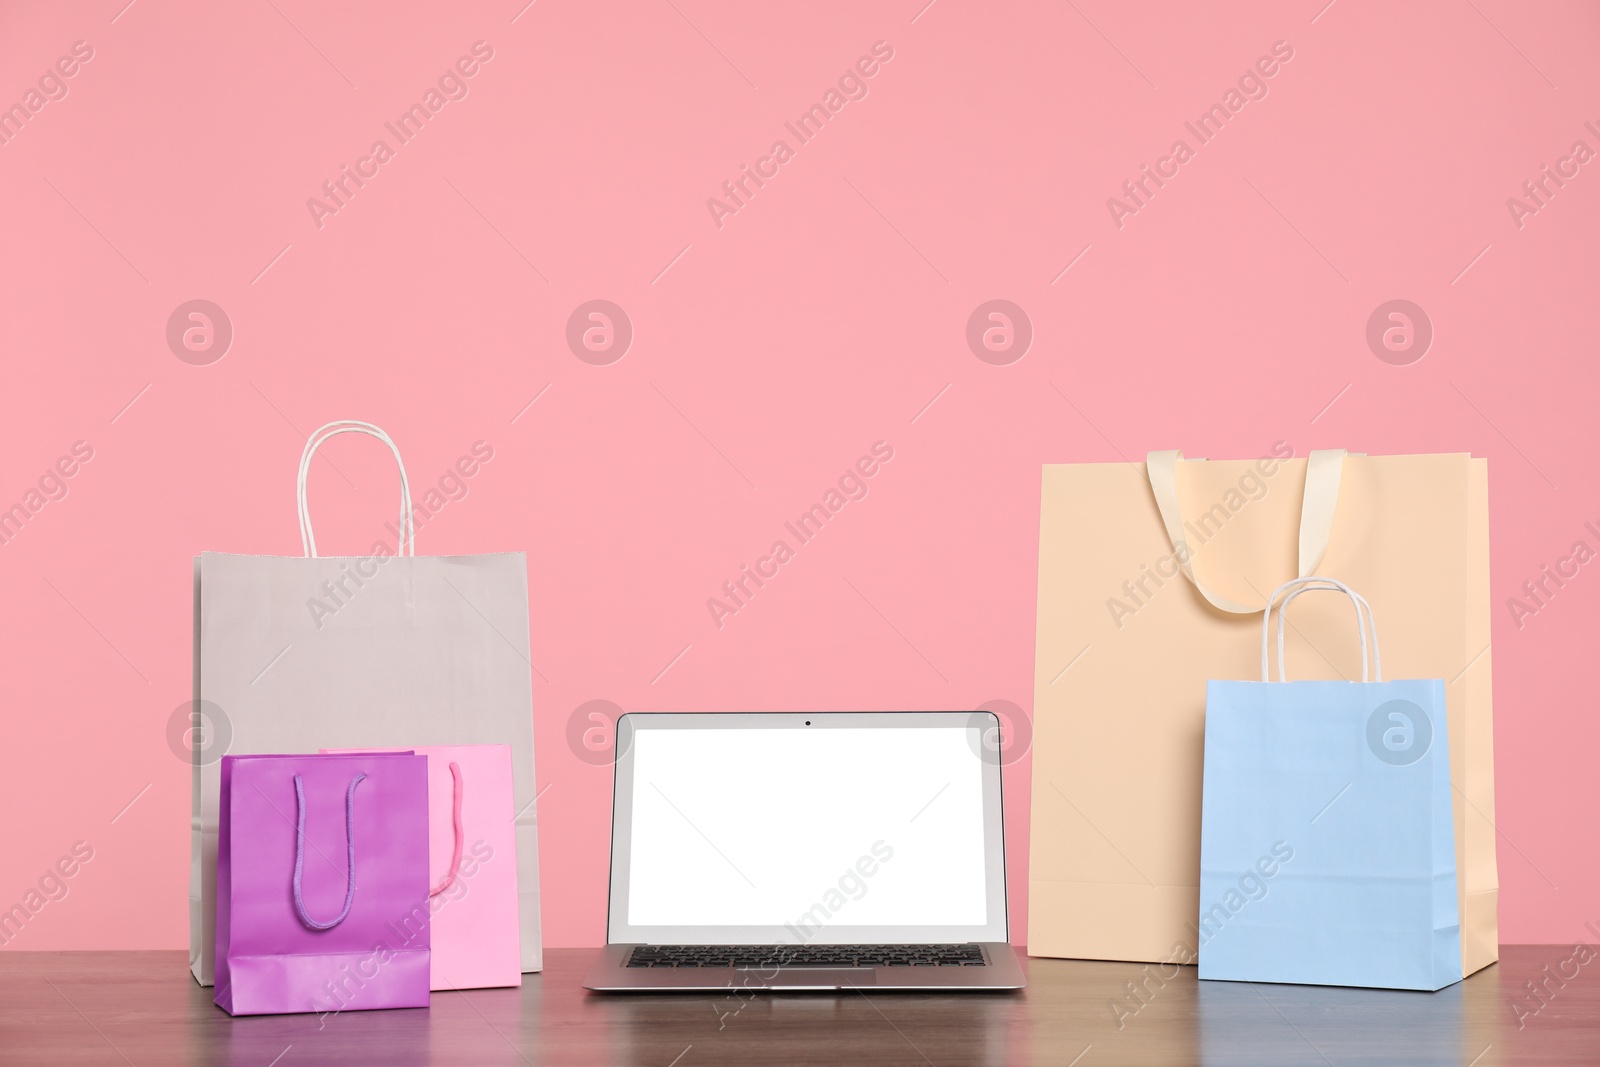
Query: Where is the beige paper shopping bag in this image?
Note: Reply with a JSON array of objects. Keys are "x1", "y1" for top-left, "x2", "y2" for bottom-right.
[{"x1": 1027, "y1": 450, "x2": 1497, "y2": 976}]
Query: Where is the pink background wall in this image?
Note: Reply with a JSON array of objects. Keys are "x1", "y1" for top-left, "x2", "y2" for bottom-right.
[{"x1": 1, "y1": 0, "x2": 1596, "y2": 952}]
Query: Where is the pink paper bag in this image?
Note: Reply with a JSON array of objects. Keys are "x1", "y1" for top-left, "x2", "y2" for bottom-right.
[
  {"x1": 215, "y1": 752, "x2": 431, "y2": 1016},
  {"x1": 325, "y1": 744, "x2": 522, "y2": 990}
]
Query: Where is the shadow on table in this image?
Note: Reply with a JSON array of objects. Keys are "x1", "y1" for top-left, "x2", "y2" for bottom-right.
[
  {"x1": 587, "y1": 985, "x2": 1026, "y2": 1066},
  {"x1": 1197, "y1": 970, "x2": 1503, "y2": 1067},
  {"x1": 203, "y1": 993, "x2": 434, "y2": 1066}
]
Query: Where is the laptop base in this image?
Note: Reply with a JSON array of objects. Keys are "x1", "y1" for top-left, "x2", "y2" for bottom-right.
[{"x1": 582, "y1": 943, "x2": 1026, "y2": 992}]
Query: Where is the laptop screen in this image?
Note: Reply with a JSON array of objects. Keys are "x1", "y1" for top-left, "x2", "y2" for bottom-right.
[{"x1": 608, "y1": 713, "x2": 1007, "y2": 944}]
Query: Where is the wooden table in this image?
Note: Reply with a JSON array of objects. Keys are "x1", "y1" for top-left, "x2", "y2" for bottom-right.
[{"x1": 2, "y1": 947, "x2": 1595, "y2": 1065}]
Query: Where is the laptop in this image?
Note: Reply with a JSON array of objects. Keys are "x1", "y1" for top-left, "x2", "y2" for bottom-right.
[{"x1": 583, "y1": 711, "x2": 1026, "y2": 991}]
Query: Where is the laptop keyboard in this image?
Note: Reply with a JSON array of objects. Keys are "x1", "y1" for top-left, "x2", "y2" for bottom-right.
[{"x1": 625, "y1": 944, "x2": 987, "y2": 968}]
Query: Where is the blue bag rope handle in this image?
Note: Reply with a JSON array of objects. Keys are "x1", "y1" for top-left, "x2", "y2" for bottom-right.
[
  {"x1": 292, "y1": 772, "x2": 366, "y2": 931},
  {"x1": 1260, "y1": 577, "x2": 1381, "y2": 683}
]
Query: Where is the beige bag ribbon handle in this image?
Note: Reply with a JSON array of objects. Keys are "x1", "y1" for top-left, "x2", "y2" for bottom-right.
[{"x1": 1145, "y1": 449, "x2": 1350, "y2": 614}]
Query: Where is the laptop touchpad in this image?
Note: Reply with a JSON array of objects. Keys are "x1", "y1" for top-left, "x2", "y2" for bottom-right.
[{"x1": 767, "y1": 969, "x2": 877, "y2": 988}]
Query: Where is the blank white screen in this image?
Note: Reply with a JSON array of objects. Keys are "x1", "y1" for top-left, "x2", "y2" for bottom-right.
[{"x1": 626, "y1": 726, "x2": 988, "y2": 928}]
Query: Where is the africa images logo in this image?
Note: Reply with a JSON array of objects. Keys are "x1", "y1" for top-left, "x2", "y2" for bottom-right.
[
  {"x1": 1366, "y1": 700, "x2": 1431, "y2": 766},
  {"x1": 166, "y1": 300, "x2": 234, "y2": 366},
  {"x1": 565, "y1": 300, "x2": 633, "y2": 365},
  {"x1": 966, "y1": 301, "x2": 1032, "y2": 366},
  {"x1": 1365, "y1": 300, "x2": 1432, "y2": 366}
]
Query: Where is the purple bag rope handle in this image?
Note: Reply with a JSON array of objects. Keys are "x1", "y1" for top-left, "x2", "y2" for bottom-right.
[
  {"x1": 292, "y1": 772, "x2": 366, "y2": 931},
  {"x1": 430, "y1": 761, "x2": 465, "y2": 898}
]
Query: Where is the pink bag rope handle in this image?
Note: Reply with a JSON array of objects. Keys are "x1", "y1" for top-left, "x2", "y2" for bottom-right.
[
  {"x1": 292, "y1": 772, "x2": 366, "y2": 931},
  {"x1": 429, "y1": 761, "x2": 465, "y2": 898}
]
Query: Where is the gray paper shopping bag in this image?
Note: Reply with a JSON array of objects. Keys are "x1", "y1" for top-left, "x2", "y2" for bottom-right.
[{"x1": 189, "y1": 420, "x2": 541, "y2": 986}]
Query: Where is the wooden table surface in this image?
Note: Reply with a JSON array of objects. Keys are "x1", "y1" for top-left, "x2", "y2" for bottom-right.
[{"x1": 2, "y1": 947, "x2": 1595, "y2": 1065}]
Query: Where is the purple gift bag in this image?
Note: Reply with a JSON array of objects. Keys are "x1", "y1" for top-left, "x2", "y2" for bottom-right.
[{"x1": 215, "y1": 752, "x2": 432, "y2": 1016}]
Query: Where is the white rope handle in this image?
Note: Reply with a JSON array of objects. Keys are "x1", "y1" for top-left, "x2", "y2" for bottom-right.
[
  {"x1": 1277, "y1": 582, "x2": 1381, "y2": 683},
  {"x1": 1146, "y1": 450, "x2": 1350, "y2": 614},
  {"x1": 297, "y1": 421, "x2": 414, "y2": 558},
  {"x1": 1259, "y1": 577, "x2": 1381, "y2": 683},
  {"x1": 1264, "y1": 577, "x2": 1367, "y2": 681}
]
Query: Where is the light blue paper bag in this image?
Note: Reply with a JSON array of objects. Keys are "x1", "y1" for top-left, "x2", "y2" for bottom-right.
[{"x1": 1198, "y1": 578, "x2": 1461, "y2": 991}]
